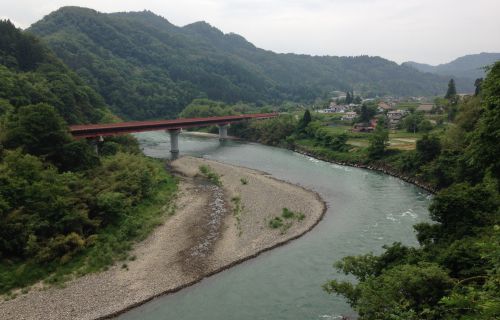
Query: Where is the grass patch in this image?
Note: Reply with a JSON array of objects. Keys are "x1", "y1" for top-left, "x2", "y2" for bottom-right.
[
  {"x1": 199, "y1": 165, "x2": 222, "y2": 186},
  {"x1": 282, "y1": 207, "x2": 295, "y2": 219},
  {"x1": 268, "y1": 217, "x2": 284, "y2": 229},
  {"x1": 240, "y1": 177, "x2": 248, "y2": 185},
  {"x1": 0, "y1": 169, "x2": 177, "y2": 295},
  {"x1": 231, "y1": 196, "x2": 244, "y2": 236},
  {"x1": 268, "y1": 208, "x2": 306, "y2": 234}
]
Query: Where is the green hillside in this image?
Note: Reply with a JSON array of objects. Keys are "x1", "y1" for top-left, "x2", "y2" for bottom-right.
[
  {"x1": 0, "y1": 19, "x2": 108, "y2": 124},
  {"x1": 29, "y1": 6, "x2": 450, "y2": 120}
]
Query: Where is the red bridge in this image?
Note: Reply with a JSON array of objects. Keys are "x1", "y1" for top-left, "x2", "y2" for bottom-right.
[{"x1": 69, "y1": 113, "x2": 278, "y2": 154}]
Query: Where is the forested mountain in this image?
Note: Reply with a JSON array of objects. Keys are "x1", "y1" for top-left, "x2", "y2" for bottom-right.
[
  {"x1": 403, "y1": 53, "x2": 500, "y2": 92},
  {"x1": 29, "y1": 6, "x2": 449, "y2": 120},
  {"x1": 0, "y1": 20, "x2": 109, "y2": 124}
]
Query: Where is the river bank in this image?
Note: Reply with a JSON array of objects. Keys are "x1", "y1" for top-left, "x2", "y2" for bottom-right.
[
  {"x1": 0, "y1": 156, "x2": 325, "y2": 320},
  {"x1": 294, "y1": 146, "x2": 437, "y2": 194},
  {"x1": 283, "y1": 143, "x2": 437, "y2": 194}
]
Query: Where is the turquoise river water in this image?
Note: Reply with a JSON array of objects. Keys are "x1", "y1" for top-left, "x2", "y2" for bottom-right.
[{"x1": 118, "y1": 132, "x2": 431, "y2": 320}]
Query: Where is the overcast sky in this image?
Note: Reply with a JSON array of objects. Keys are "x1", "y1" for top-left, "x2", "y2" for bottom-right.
[{"x1": 2, "y1": 0, "x2": 500, "y2": 65}]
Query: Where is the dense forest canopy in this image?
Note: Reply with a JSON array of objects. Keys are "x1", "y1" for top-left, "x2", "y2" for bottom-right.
[
  {"x1": 28, "y1": 6, "x2": 449, "y2": 120},
  {"x1": 0, "y1": 20, "x2": 109, "y2": 124}
]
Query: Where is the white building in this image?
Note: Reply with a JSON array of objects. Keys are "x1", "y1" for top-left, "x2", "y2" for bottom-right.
[{"x1": 341, "y1": 112, "x2": 357, "y2": 121}]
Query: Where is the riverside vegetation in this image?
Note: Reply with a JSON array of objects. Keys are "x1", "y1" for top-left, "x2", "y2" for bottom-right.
[{"x1": 0, "y1": 20, "x2": 177, "y2": 296}]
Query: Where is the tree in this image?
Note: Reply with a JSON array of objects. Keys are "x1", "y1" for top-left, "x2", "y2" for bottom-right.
[
  {"x1": 445, "y1": 78, "x2": 457, "y2": 100},
  {"x1": 57, "y1": 140, "x2": 100, "y2": 171},
  {"x1": 2, "y1": 103, "x2": 71, "y2": 157},
  {"x1": 368, "y1": 121, "x2": 389, "y2": 159},
  {"x1": 466, "y1": 62, "x2": 500, "y2": 181},
  {"x1": 298, "y1": 109, "x2": 312, "y2": 132},
  {"x1": 179, "y1": 99, "x2": 233, "y2": 118},
  {"x1": 358, "y1": 104, "x2": 377, "y2": 123},
  {"x1": 345, "y1": 91, "x2": 355, "y2": 105},
  {"x1": 427, "y1": 182, "x2": 499, "y2": 240},
  {"x1": 416, "y1": 135, "x2": 441, "y2": 163},
  {"x1": 401, "y1": 111, "x2": 433, "y2": 133},
  {"x1": 474, "y1": 78, "x2": 483, "y2": 96},
  {"x1": 328, "y1": 133, "x2": 349, "y2": 152},
  {"x1": 324, "y1": 262, "x2": 454, "y2": 319}
]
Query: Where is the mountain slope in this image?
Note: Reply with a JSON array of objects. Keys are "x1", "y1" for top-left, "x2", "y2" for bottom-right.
[
  {"x1": 0, "y1": 19, "x2": 109, "y2": 124},
  {"x1": 30, "y1": 7, "x2": 450, "y2": 120},
  {"x1": 403, "y1": 53, "x2": 500, "y2": 91}
]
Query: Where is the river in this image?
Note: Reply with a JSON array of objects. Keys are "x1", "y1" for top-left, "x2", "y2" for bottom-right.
[{"x1": 119, "y1": 132, "x2": 431, "y2": 320}]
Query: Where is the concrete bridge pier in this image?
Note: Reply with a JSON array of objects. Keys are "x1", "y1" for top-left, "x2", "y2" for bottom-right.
[
  {"x1": 217, "y1": 124, "x2": 229, "y2": 140},
  {"x1": 88, "y1": 136, "x2": 104, "y2": 155},
  {"x1": 168, "y1": 129, "x2": 181, "y2": 155}
]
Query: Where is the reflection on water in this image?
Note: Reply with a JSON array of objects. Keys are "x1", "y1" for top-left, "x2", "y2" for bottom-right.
[{"x1": 120, "y1": 131, "x2": 431, "y2": 320}]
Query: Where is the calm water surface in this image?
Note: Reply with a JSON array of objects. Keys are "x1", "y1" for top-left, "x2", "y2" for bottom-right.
[{"x1": 119, "y1": 132, "x2": 431, "y2": 320}]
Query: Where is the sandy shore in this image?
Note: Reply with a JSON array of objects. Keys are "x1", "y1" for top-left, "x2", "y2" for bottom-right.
[{"x1": 0, "y1": 156, "x2": 325, "y2": 320}]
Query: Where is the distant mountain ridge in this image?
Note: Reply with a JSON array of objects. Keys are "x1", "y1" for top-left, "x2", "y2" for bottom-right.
[
  {"x1": 403, "y1": 53, "x2": 500, "y2": 90},
  {"x1": 29, "y1": 6, "x2": 451, "y2": 120}
]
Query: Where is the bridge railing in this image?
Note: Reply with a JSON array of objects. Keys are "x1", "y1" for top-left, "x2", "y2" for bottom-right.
[{"x1": 69, "y1": 113, "x2": 278, "y2": 139}]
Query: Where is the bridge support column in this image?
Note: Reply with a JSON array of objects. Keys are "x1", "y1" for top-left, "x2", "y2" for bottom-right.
[
  {"x1": 217, "y1": 124, "x2": 229, "y2": 140},
  {"x1": 88, "y1": 136, "x2": 104, "y2": 155},
  {"x1": 168, "y1": 129, "x2": 181, "y2": 155}
]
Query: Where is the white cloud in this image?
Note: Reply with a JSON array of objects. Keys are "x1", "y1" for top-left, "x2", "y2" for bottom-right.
[{"x1": 1, "y1": 0, "x2": 500, "y2": 64}]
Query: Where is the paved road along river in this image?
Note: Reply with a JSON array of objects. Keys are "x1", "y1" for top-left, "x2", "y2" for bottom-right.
[{"x1": 119, "y1": 132, "x2": 431, "y2": 320}]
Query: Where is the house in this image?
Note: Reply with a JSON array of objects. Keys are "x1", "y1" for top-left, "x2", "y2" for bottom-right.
[
  {"x1": 352, "y1": 123, "x2": 374, "y2": 132},
  {"x1": 377, "y1": 101, "x2": 392, "y2": 110},
  {"x1": 317, "y1": 103, "x2": 350, "y2": 113},
  {"x1": 387, "y1": 110, "x2": 405, "y2": 128},
  {"x1": 318, "y1": 108, "x2": 335, "y2": 113},
  {"x1": 352, "y1": 117, "x2": 379, "y2": 132},
  {"x1": 416, "y1": 103, "x2": 434, "y2": 113},
  {"x1": 329, "y1": 103, "x2": 349, "y2": 113},
  {"x1": 341, "y1": 112, "x2": 357, "y2": 121},
  {"x1": 377, "y1": 101, "x2": 392, "y2": 112}
]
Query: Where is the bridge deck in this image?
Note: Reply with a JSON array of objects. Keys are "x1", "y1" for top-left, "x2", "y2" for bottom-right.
[{"x1": 69, "y1": 113, "x2": 278, "y2": 139}]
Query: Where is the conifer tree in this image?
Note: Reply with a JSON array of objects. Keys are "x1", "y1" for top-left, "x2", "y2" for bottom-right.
[
  {"x1": 297, "y1": 109, "x2": 312, "y2": 132},
  {"x1": 445, "y1": 78, "x2": 457, "y2": 99},
  {"x1": 345, "y1": 92, "x2": 351, "y2": 105}
]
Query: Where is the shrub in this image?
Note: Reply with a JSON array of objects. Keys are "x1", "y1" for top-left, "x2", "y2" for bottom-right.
[
  {"x1": 269, "y1": 217, "x2": 283, "y2": 229},
  {"x1": 199, "y1": 165, "x2": 222, "y2": 186},
  {"x1": 282, "y1": 207, "x2": 295, "y2": 219}
]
